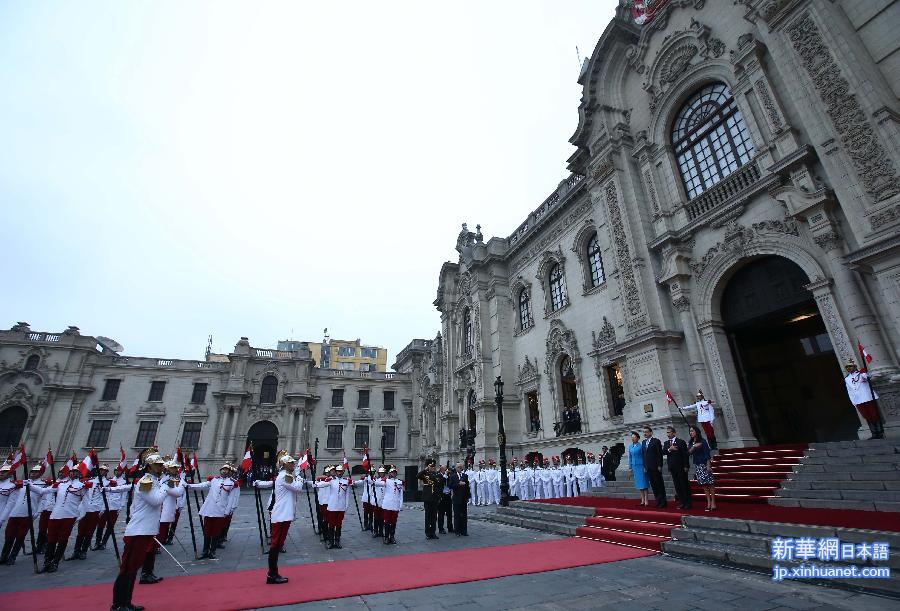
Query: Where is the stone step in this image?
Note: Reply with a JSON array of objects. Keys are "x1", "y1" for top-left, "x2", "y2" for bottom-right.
[
  {"x1": 788, "y1": 470, "x2": 900, "y2": 482},
  {"x1": 781, "y1": 479, "x2": 900, "y2": 491},
  {"x1": 799, "y1": 454, "x2": 900, "y2": 465},
  {"x1": 496, "y1": 504, "x2": 593, "y2": 524},
  {"x1": 775, "y1": 488, "x2": 900, "y2": 502},
  {"x1": 487, "y1": 511, "x2": 578, "y2": 536},
  {"x1": 807, "y1": 445, "x2": 899, "y2": 457},
  {"x1": 770, "y1": 497, "x2": 900, "y2": 512},
  {"x1": 808, "y1": 440, "x2": 900, "y2": 451}
]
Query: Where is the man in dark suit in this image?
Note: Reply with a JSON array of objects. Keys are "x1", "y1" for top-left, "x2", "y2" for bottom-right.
[
  {"x1": 663, "y1": 426, "x2": 692, "y2": 509},
  {"x1": 642, "y1": 426, "x2": 667, "y2": 508},
  {"x1": 417, "y1": 461, "x2": 441, "y2": 540},
  {"x1": 448, "y1": 463, "x2": 470, "y2": 536},
  {"x1": 437, "y1": 464, "x2": 454, "y2": 534}
]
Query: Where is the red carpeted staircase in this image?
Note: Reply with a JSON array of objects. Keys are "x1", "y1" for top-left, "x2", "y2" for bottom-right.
[
  {"x1": 699, "y1": 443, "x2": 806, "y2": 504},
  {"x1": 576, "y1": 443, "x2": 807, "y2": 551}
]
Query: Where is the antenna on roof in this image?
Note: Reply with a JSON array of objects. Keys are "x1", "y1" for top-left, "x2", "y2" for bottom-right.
[{"x1": 205, "y1": 334, "x2": 212, "y2": 359}]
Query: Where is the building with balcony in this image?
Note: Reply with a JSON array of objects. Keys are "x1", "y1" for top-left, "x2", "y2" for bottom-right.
[
  {"x1": 0, "y1": 323, "x2": 413, "y2": 480},
  {"x1": 431, "y1": 0, "x2": 900, "y2": 466}
]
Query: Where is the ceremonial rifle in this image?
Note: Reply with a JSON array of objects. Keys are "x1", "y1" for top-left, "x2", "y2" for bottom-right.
[
  {"x1": 95, "y1": 464, "x2": 121, "y2": 561},
  {"x1": 183, "y1": 475, "x2": 200, "y2": 559},
  {"x1": 311, "y1": 438, "x2": 323, "y2": 536},
  {"x1": 25, "y1": 478, "x2": 40, "y2": 574}
]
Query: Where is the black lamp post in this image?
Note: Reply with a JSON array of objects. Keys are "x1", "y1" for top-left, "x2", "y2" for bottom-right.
[{"x1": 494, "y1": 375, "x2": 510, "y2": 507}]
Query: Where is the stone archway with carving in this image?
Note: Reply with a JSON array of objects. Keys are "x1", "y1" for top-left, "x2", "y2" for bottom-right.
[{"x1": 543, "y1": 320, "x2": 588, "y2": 432}]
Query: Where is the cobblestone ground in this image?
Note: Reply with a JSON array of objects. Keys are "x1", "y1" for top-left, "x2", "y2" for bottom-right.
[{"x1": 1, "y1": 494, "x2": 895, "y2": 610}]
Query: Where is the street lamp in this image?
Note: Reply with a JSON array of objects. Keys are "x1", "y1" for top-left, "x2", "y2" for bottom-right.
[{"x1": 494, "y1": 375, "x2": 510, "y2": 507}]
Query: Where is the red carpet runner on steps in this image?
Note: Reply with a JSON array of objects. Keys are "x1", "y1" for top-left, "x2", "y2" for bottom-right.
[
  {"x1": 533, "y1": 443, "x2": 900, "y2": 552},
  {"x1": 4, "y1": 539, "x2": 654, "y2": 611}
]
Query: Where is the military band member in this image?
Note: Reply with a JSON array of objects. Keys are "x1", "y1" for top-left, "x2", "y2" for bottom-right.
[
  {"x1": 253, "y1": 452, "x2": 308, "y2": 584},
  {"x1": 373, "y1": 466, "x2": 403, "y2": 544},
  {"x1": 94, "y1": 465, "x2": 128, "y2": 551},
  {"x1": 0, "y1": 464, "x2": 44, "y2": 565},
  {"x1": 110, "y1": 453, "x2": 181, "y2": 611},
  {"x1": 417, "y1": 461, "x2": 441, "y2": 540},
  {"x1": 185, "y1": 463, "x2": 236, "y2": 559}
]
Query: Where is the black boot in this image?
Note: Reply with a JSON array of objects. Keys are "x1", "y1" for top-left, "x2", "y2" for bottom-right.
[
  {"x1": 389, "y1": 523, "x2": 397, "y2": 544},
  {"x1": 53, "y1": 541, "x2": 66, "y2": 570},
  {"x1": 0, "y1": 538, "x2": 12, "y2": 565},
  {"x1": 139, "y1": 551, "x2": 163, "y2": 584},
  {"x1": 373, "y1": 520, "x2": 382, "y2": 538},
  {"x1": 124, "y1": 573, "x2": 145, "y2": 611},
  {"x1": 6, "y1": 541, "x2": 23, "y2": 566},
  {"x1": 43, "y1": 542, "x2": 57, "y2": 573},
  {"x1": 266, "y1": 550, "x2": 287, "y2": 584},
  {"x1": 330, "y1": 527, "x2": 342, "y2": 549},
  {"x1": 199, "y1": 537, "x2": 210, "y2": 560},
  {"x1": 92, "y1": 528, "x2": 105, "y2": 551},
  {"x1": 873, "y1": 419, "x2": 885, "y2": 439},
  {"x1": 383, "y1": 524, "x2": 390, "y2": 544},
  {"x1": 35, "y1": 531, "x2": 47, "y2": 555},
  {"x1": 207, "y1": 537, "x2": 218, "y2": 559},
  {"x1": 76, "y1": 535, "x2": 89, "y2": 560}
]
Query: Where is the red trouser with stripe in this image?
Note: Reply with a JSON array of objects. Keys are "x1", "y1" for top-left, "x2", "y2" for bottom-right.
[
  {"x1": 700, "y1": 421, "x2": 716, "y2": 442},
  {"x1": 382, "y1": 509, "x2": 398, "y2": 525},
  {"x1": 47, "y1": 518, "x2": 77, "y2": 544},
  {"x1": 118, "y1": 535, "x2": 155, "y2": 575},
  {"x1": 269, "y1": 521, "x2": 291, "y2": 551},
  {"x1": 5, "y1": 517, "x2": 30, "y2": 544},
  {"x1": 201, "y1": 516, "x2": 227, "y2": 538},
  {"x1": 77, "y1": 511, "x2": 101, "y2": 537}
]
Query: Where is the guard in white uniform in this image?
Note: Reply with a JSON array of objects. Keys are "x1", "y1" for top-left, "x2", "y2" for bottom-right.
[
  {"x1": 587, "y1": 452, "x2": 603, "y2": 489},
  {"x1": 34, "y1": 468, "x2": 90, "y2": 573},
  {"x1": 682, "y1": 390, "x2": 718, "y2": 449},
  {"x1": 94, "y1": 466, "x2": 128, "y2": 550},
  {"x1": 373, "y1": 466, "x2": 404, "y2": 544},
  {"x1": 110, "y1": 454, "x2": 181, "y2": 611},
  {"x1": 574, "y1": 456, "x2": 589, "y2": 495},
  {"x1": 844, "y1": 359, "x2": 885, "y2": 439},
  {"x1": 0, "y1": 464, "x2": 44, "y2": 565},
  {"x1": 158, "y1": 461, "x2": 185, "y2": 550},
  {"x1": 185, "y1": 463, "x2": 235, "y2": 559},
  {"x1": 310, "y1": 464, "x2": 364, "y2": 549},
  {"x1": 253, "y1": 452, "x2": 308, "y2": 584}
]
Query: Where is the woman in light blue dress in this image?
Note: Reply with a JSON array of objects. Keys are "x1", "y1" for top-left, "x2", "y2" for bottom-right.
[{"x1": 628, "y1": 431, "x2": 650, "y2": 507}]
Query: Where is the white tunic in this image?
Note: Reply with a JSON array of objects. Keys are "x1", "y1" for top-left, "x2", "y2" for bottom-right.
[
  {"x1": 254, "y1": 471, "x2": 307, "y2": 523},
  {"x1": 845, "y1": 371, "x2": 878, "y2": 406},
  {"x1": 374, "y1": 477, "x2": 404, "y2": 511},
  {"x1": 49, "y1": 480, "x2": 90, "y2": 519},
  {"x1": 0, "y1": 480, "x2": 16, "y2": 519},
  {"x1": 83, "y1": 477, "x2": 109, "y2": 512},
  {"x1": 187, "y1": 477, "x2": 235, "y2": 518},
  {"x1": 125, "y1": 473, "x2": 181, "y2": 537},
  {"x1": 160, "y1": 475, "x2": 185, "y2": 523},
  {"x1": 316, "y1": 477, "x2": 333, "y2": 507},
  {"x1": 313, "y1": 477, "x2": 363, "y2": 512},
  {"x1": 0, "y1": 479, "x2": 44, "y2": 522},
  {"x1": 682, "y1": 399, "x2": 715, "y2": 422}
]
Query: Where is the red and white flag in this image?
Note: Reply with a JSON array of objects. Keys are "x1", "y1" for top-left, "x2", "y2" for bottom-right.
[
  {"x1": 175, "y1": 447, "x2": 184, "y2": 473},
  {"x1": 342, "y1": 453, "x2": 350, "y2": 472},
  {"x1": 10, "y1": 445, "x2": 26, "y2": 472},
  {"x1": 240, "y1": 444, "x2": 253, "y2": 473},
  {"x1": 59, "y1": 453, "x2": 77, "y2": 478},
  {"x1": 128, "y1": 456, "x2": 140, "y2": 475},
  {"x1": 118, "y1": 444, "x2": 128, "y2": 471},
  {"x1": 361, "y1": 444, "x2": 370, "y2": 472},
  {"x1": 628, "y1": 0, "x2": 669, "y2": 26},
  {"x1": 858, "y1": 341, "x2": 873, "y2": 366},
  {"x1": 665, "y1": 389, "x2": 675, "y2": 404},
  {"x1": 77, "y1": 449, "x2": 98, "y2": 477},
  {"x1": 37, "y1": 448, "x2": 53, "y2": 476},
  {"x1": 296, "y1": 450, "x2": 310, "y2": 472},
  {"x1": 191, "y1": 451, "x2": 200, "y2": 474}
]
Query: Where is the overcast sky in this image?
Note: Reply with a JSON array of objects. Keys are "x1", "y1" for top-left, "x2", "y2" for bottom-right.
[{"x1": 1, "y1": 1, "x2": 617, "y2": 365}]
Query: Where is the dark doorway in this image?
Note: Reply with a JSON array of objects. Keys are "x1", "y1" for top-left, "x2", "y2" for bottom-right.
[
  {"x1": 605, "y1": 363, "x2": 625, "y2": 417},
  {"x1": 0, "y1": 405, "x2": 27, "y2": 449},
  {"x1": 722, "y1": 256, "x2": 859, "y2": 444},
  {"x1": 560, "y1": 357, "x2": 578, "y2": 408},
  {"x1": 246, "y1": 420, "x2": 279, "y2": 481}
]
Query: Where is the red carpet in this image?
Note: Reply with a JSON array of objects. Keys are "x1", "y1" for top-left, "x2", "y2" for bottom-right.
[
  {"x1": 5, "y1": 539, "x2": 654, "y2": 611},
  {"x1": 534, "y1": 497, "x2": 900, "y2": 533}
]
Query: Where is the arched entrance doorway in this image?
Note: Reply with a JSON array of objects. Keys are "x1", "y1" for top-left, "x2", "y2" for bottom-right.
[
  {"x1": 0, "y1": 405, "x2": 27, "y2": 451},
  {"x1": 722, "y1": 256, "x2": 859, "y2": 444},
  {"x1": 246, "y1": 420, "x2": 279, "y2": 481}
]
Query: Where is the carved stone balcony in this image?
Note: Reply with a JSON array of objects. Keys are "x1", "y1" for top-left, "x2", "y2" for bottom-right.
[{"x1": 684, "y1": 159, "x2": 762, "y2": 222}]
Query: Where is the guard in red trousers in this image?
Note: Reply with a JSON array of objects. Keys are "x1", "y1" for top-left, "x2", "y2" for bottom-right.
[
  {"x1": 72, "y1": 464, "x2": 115, "y2": 560},
  {"x1": 34, "y1": 473, "x2": 55, "y2": 554},
  {"x1": 374, "y1": 467, "x2": 404, "y2": 545},
  {"x1": 253, "y1": 452, "x2": 307, "y2": 584},
  {"x1": 310, "y1": 464, "x2": 364, "y2": 549},
  {"x1": 94, "y1": 466, "x2": 128, "y2": 551},
  {"x1": 371, "y1": 466, "x2": 386, "y2": 539},
  {"x1": 0, "y1": 464, "x2": 45, "y2": 565},
  {"x1": 157, "y1": 461, "x2": 184, "y2": 553},
  {"x1": 111, "y1": 453, "x2": 181, "y2": 611},
  {"x1": 315, "y1": 466, "x2": 334, "y2": 546},
  {"x1": 185, "y1": 463, "x2": 235, "y2": 559},
  {"x1": 29, "y1": 468, "x2": 92, "y2": 572}
]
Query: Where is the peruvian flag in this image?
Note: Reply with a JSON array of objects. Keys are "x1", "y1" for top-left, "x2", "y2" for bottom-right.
[
  {"x1": 77, "y1": 449, "x2": 98, "y2": 477},
  {"x1": 118, "y1": 444, "x2": 128, "y2": 471},
  {"x1": 296, "y1": 450, "x2": 310, "y2": 472},
  {"x1": 175, "y1": 447, "x2": 184, "y2": 473},
  {"x1": 59, "y1": 453, "x2": 77, "y2": 478},
  {"x1": 665, "y1": 389, "x2": 675, "y2": 404},
  {"x1": 128, "y1": 456, "x2": 140, "y2": 475},
  {"x1": 240, "y1": 443, "x2": 253, "y2": 473},
  {"x1": 9, "y1": 445, "x2": 26, "y2": 472},
  {"x1": 858, "y1": 341, "x2": 873, "y2": 369},
  {"x1": 628, "y1": 0, "x2": 669, "y2": 25},
  {"x1": 191, "y1": 451, "x2": 200, "y2": 475},
  {"x1": 361, "y1": 444, "x2": 370, "y2": 472},
  {"x1": 342, "y1": 453, "x2": 350, "y2": 472},
  {"x1": 37, "y1": 448, "x2": 53, "y2": 476}
]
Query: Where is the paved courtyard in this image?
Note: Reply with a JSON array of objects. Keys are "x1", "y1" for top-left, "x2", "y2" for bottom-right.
[{"x1": 1, "y1": 493, "x2": 895, "y2": 610}]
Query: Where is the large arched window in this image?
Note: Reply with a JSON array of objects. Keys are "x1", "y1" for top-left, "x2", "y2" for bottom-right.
[
  {"x1": 587, "y1": 234, "x2": 605, "y2": 287},
  {"x1": 518, "y1": 289, "x2": 532, "y2": 331},
  {"x1": 260, "y1": 375, "x2": 278, "y2": 404},
  {"x1": 463, "y1": 308, "x2": 474, "y2": 356},
  {"x1": 0, "y1": 406, "x2": 27, "y2": 448},
  {"x1": 672, "y1": 82, "x2": 754, "y2": 200},
  {"x1": 24, "y1": 355, "x2": 40, "y2": 370},
  {"x1": 549, "y1": 264, "x2": 568, "y2": 311}
]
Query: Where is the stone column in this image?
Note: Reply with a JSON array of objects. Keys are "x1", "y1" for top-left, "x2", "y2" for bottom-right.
[
  {"x1": 671, "y1": 293, "x2": 709, "y2": 394},
  {"x1": 696, "y1": 320, "x2": 758, "y2": 447}
]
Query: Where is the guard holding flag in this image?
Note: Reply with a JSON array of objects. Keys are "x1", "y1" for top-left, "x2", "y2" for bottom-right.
[
  {"x1": 845, "y1": 358, "x2": 885, "y2": 439},
  {"x1": 0, "y1": 464, "x2": 44, "y2": 565},
  {"x1": 681, "y1": 390, "x2": 717, "y2": 449},
  {"x1": 253, "y1": 451, "x2": 307, "y2": 584}
]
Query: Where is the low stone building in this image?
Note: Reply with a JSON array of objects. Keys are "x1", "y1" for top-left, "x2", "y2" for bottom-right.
[{"x1": 0, "y1": 323, "x2": 414, "y2": 479}]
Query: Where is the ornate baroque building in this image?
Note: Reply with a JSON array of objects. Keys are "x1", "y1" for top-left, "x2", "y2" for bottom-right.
[
  {"x1": 0, "y1": 324, "x2": 414, "y2": 479},
  {"x1": 431, "y1": 0, "x2": 900, "y2": 466}
]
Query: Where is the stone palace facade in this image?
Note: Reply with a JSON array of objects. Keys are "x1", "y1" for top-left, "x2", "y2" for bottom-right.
[
  {"x1": 0, "y1": 324, "x2": 414, "y2": 479},
  {"x1": 428, "y1": 0, "x2": 900, "y2": 466}
]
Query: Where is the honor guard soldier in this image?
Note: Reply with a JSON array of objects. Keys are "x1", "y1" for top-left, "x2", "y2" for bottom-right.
[
  {"x1": 316, "y1": 466, "x2": 334, "y2": 545},
  {"x1": 220, "y1": 464, "x2": 241, "y2": 548},
  {"x1": 309, "y1": 464, "x2": 364, "y2": 549},
  {"x1": 158, "y1": 460, "x2": 185, "y2": 551},
  {"x1": 844, "y1": 359, "x2": 885, "y2": 439},
  {"x1": 360, "y1": 467, "x2": 376, "y2": 531},
  {"x1": 110, "y1": 453, "x2": 181, "y2": 611},
  {"x1": 95, "y1": 465, "x2": 129, "y2": 550},
  {"x1": 72, "y1": 464, "x2": 113, "y2": 560},
  {"x1": 371, "y1": 466, "x2": 386, "y2": 539},
  {"x1": 373, "y1": 466, "x2": 403, "y2": 544},
  {"x1": 185, "y1": 463, "x2": 236, "y2": 559},
  {"x1": 164, "y1": 462, "x2": 186, "y2": 544},
  {"x1": 682, "y1": 390, "x2": 718, "y2": 449},
  {"x1": 34, "y1": 467, "x2": 90, "y2": 573},
  {"x1": 254, "y1": 451, "x2": 308, "y2": 584},
  {"x1": 0, "y1": 464, "x2": 44, "y2": 565}
]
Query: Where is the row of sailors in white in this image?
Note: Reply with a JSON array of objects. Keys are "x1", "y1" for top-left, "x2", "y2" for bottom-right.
[{"x1": 464, "y1": 461, "x2": 603, "y2": 504}]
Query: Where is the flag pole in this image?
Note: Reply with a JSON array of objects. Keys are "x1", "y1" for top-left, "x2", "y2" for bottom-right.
[
  {"x1": 183, "y1": 477, "x2": 200, "y2": 559},
  {"x1": 312, "y1": 438, "x2": 322, "y2": 536},
  {"x1": 48, "y1": 444, "x2": 56, "y2": 481},
  {"x1": 25, "y1": 479, "x2": 40, "y2": 573},
  {"x1": 666, "y1": 389, "x2": 689, "y2": 426}
]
